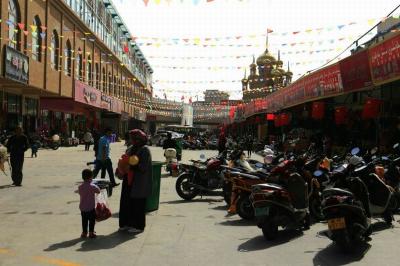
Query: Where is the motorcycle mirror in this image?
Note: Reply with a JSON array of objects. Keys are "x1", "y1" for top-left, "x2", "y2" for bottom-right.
[
  {"x1": 371, "y1": 147, "x2": 378, "y2": 155},
  {"x1": 351, "y1": 147, "x2": 361, "y2": 156},
  {"x1": 313, "y1": 170, "x2": 323, "y2": 177},
  {"x1": 255, "y1": 162, "x2": 264, "y2": 168}
]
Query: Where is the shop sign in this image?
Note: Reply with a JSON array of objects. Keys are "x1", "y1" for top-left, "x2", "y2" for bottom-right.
[
  {"x1": 121, "y1": 111, "x2": 129, "y2": 121},
  {"x1": 100, "y1": 94, "x2": 112, "y2": 110},
  {"x1": 4, "y1": 45, "x2": 29, "y2": 84},
  {"x1": 304, "y1": 63, "x2": 343, "y2": 99},
  {"x1": 111, "y1": 98, "x2": 122, "y2": 114},
  {"x1": 283, "y1": 80, "x2": 305, "y2": 107},
  {"x1": 74, "y1": 80, "x2": 101, "y2": 108},
  {"x1": 340, "y1": 50, "x2": 372, "y2": 92},
  {"x1": 369, "y1": 33, "x2": 400, "y2": 85}
]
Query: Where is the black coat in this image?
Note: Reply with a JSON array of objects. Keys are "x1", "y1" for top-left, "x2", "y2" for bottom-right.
[{"x1": 127, "y1": 146, "x2": 153, "y2": 198}]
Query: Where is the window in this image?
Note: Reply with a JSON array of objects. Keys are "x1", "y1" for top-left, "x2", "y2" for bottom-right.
[
  {"x1": 76, "y1": 48, "x2": 82, "y2": 79},
  {"x1": 64, "y1": 40, "x2": 72, "y2": 76},
  {"x1": 86, "y1": 56, "x2": 92, "y2": 85},
  {"x1": 8, "y1": 0, "x2": 20, "y2": 50},
  {"x1": 114, "y1": 76, "x2": 117, "y2": 97},
  {"x1": 50, "y1": 30, "x2": 59, "y2": 70},
  {"x1": 102, "y1": 68, "x2": 106, "y2": 92},
  {"x1": 108, "y1": 72, "x2": 112, "y2": 95},
  {"x1": 94, "y1": 63, "x2": 99, "y2": 88},
  {"x1": 32, "y1": 16, "x2": 42, "y2": 62}
]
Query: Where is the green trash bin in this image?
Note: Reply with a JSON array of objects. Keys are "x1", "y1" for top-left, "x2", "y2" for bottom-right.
[{"x1": 146, "y1": 161, "x2": 163, "y2": 212}]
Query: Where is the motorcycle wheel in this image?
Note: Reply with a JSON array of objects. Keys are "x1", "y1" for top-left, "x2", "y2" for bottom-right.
[
  {"x1": 223, "y1": 182, "x2": 232, "y2": 205},
  {"x1": 383, "y1": 210, "x2": 393, "y2": 225},
  {"x1": 52, "y1": 143, "x2": 60, "y2": 150},
  {"x1": 176, "y1": 174, "x2": 199, "y2": 200},
  {"x1": 262, "y1": 220, "x2": 278, "y2": 240},
  {"x1": 236, "y1": 195, "x2": 254, "y2": 220},
  {"x1": 309, "y1": 196, "x2": 324, "y2": 221}
]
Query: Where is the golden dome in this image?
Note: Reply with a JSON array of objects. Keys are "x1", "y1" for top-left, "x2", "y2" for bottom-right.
[
  {"x1": 256, "y1": 49, "x2": 276, "y2": 66},
  {"x1": 271, "y1": 68, "x2": 283, "y2": 77}
]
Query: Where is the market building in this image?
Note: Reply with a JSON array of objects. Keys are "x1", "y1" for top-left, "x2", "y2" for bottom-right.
[
  {"x1": 0, "y1": 0, "x2": 153, "y2": 138},
  {"x1": 229, "y1": 16, "x2": 400, "y2": 151}
]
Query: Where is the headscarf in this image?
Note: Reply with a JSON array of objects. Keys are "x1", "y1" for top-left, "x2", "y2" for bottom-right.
[{"x1": 129, "y1": 129, "x2": 148, "y2": 148}]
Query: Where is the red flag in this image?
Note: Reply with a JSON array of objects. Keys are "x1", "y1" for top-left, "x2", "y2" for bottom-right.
[
  {"x1": 335, "y1": 106, "x2": 348, "y2": 125},
  {"x1": 362, "y1": 98, "x2": 383, "y2": 119},
  {"x1": 311, "y1": 102, "x2": 325, "y2": 120},
  {"x1": 267, "y1": 28, "x2": 274, "y2": 33}
]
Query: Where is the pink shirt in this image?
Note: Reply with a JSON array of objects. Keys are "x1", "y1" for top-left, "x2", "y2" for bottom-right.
[{"x1": 78, "y1": 181, "x2": 100, "y2": 212}]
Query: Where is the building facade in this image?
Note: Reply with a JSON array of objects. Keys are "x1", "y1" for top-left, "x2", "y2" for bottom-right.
[
  {"x1": 0, "y1": 0, "x2": 152, "y2": 137},
  {"x1": 203, "y1": 89, "x2": 229, "y2": 103},
  {"x1": 242, "y1": 38, "x2": 292, "y2": 102}
]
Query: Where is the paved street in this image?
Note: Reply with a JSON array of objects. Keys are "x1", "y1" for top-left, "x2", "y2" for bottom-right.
[{"x1": 0, "y1": 143, "x2": 399, "y2": 266}]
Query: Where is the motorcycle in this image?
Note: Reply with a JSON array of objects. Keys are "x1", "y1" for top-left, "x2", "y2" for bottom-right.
[
  {"x1": 39, "y1": 133, "x2": 61, "y2": 150},
  {"x1": 175, "y1": 153, "x2": 227, "y2": 200},
  {"x1": 164, "y1": 148, "x2": 179, "y2": 177},
  {"x1": 250, "y1": 172, "x2": 310, "y2": 240}
]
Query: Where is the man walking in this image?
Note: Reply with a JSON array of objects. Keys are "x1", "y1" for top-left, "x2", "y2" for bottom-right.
[
  {"x1": 93, "y1": 128, "x2": 119, "y2": 187},
  {"x1": 6, "y1": 126, "x2": 29, "y2": 186}
]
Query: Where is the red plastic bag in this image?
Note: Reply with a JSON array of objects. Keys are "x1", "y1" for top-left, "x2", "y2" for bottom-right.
[{"x1": 95, "y1": 190, "x2": 111, "y2": 222}]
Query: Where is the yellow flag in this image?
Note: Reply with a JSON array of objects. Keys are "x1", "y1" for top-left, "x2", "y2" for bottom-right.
[
  {"x1": 30, "y1": 25, "x2": 37, "y2": 32},
  {"x1": 154, "y1": 0, "x2": 161, "y2": 5},
  {"x1": 367, "y1": 19, "x2": 375, "y2": 26},
  {"x1": 194, "y1": 38, "x2": 200, "y2": 45}
]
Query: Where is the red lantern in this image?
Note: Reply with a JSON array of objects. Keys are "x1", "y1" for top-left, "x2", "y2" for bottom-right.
[
  {"x1": 362, "y1": 98, "x2": 383, "y2": 119},
  {"x1": 229, "y1": 106, "x2": 236, "y2": 119},
  {"x1": 334, "y1": 106, "x2": 348, "y2": 125},
  {"x1": 280, "y1": 113, "x2": 290, "y2": 126},
  {"x1": 266, "y1": 113, "x2": 275, "y2": 121},
  {"x1": 311, "y1": 102, "x2": 325, "y2": 120},
  {"x1": 274, "y1": 115, "x2": 282, "y2": 127}
]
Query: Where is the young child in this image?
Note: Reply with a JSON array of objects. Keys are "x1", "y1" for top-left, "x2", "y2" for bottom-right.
[{"x1": 78, "y1": 169, "x2": 100, "y2": 238}]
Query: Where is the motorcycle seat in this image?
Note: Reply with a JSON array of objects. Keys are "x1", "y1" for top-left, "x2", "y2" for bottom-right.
[
  {"x1": 230, "y1": 172, "x2": 261, "y2": 180},
  {"x1": 323, "y1": 188, "x2": 354, "y2": 198},
  {"x1": 252, "y1": 183, "x2": 283, "y2": 191}
]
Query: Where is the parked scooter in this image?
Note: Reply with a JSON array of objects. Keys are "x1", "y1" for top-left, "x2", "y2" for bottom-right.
[{"x1": 250, "y1": 172, "x2": 310, "y2": 240}]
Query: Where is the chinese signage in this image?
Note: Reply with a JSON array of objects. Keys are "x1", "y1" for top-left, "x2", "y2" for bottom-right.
[
  {"x1": 369, "y1": 33, "x2": 400, "y2": 85},
  {"x1": 100, "y1": 94, "x2": 112, "y2": 110},
  {"x1": 340, "y1": 50, "x2": 372, "y2": 92},
  {"x1": 4, "y1": 45, "x2": 29, "y2": 84},
  {"x1": 74, "y1": 80, "x2": 101, "y2": 108},
  {"x1": 304, "y1": 63, "x2": 343, "y2": 99}
]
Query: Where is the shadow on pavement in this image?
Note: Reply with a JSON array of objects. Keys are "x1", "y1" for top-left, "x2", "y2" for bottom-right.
[
  {"x1": 0, "y1": 184, "x2": 14, "y2": 190},
  {"x1": 77, "y1": 231, "x2": 137, "y2": 251},
  {"x1": 218, "y1": 219, "x2": 256, "y2": 226},
  {"x1": 370, "y1": 221, "x2": 392, "y2": 234},
  {"x1": 160, "y1": 198, "x2": 222, "y2": 205},
  {"x1": 45, "y1": 231, "x2": 137, "y2": 252},
  {"x1": 312, "y1": 242, "x2": 371, "y2": 266},
  {"x1": 44, "y1": 238, "x2": 86, "y2": 251},
  {"x1": 238, "y1": 230, "x2": 303, "y2": 252},
  {"x1": 210, "y1": 205, "x2": 228, "y2": 211}
]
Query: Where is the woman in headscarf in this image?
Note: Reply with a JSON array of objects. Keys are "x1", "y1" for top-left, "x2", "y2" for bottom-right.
[{"x1": 119, "y1": 129, "x2": 152, "y2": 233}]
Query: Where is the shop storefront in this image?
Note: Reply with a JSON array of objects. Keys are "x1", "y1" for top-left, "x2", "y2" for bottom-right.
[{"x1": 40, "y1": 80, "x2": 103, "y2": 138}]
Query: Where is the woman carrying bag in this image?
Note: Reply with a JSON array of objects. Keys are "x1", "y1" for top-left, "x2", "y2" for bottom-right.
[{"x1": 118, "y1": 129, "x2": 152, "y2": 233}]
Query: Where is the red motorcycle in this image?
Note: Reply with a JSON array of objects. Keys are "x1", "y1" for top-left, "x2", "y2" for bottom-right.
[{"x1": 175, "y1": 154, "x2": 227, "y2": 200}]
